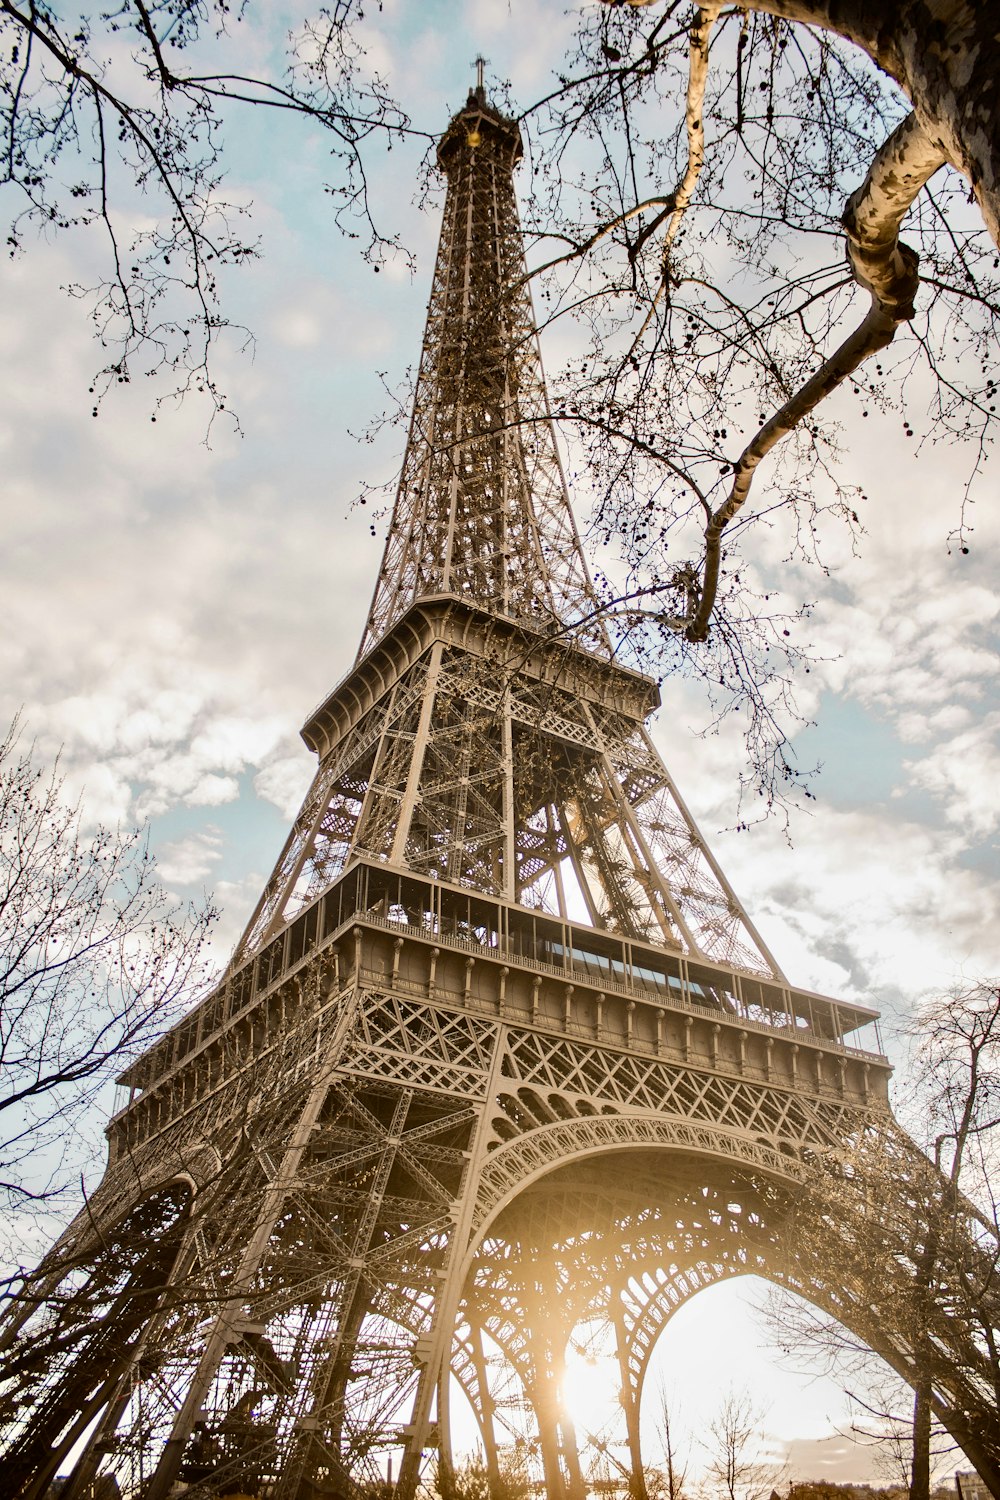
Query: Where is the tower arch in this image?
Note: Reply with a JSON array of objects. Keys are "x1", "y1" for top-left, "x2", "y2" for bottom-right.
[{"x1": 459, "y1": 1129, "x2": 1000, "y2": 1493}]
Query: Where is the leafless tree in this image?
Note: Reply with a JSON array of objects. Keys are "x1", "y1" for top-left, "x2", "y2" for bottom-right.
[
  {"x1": 0, "y1": 716, "x2": 216, "y2": 1248},
  {"x1": 508, "y1": 0, "x2": 1000, "y2": 808},
  {"x1": 764, "y1": 1290, "x2": 955, "y2": 1495},
  {"x1": 903, "y1": 981, "x2": 1000, "y2": 1500},
  {"x1": 763, "y1": 979, "x2": 1000, "y2": 1497},
  {"x1": 701, "y1": 1386, "x2": 783, "y2": 1500},
  {"x1": 0, "y1": 0, "x2": 417, "y2": 422},
  {"x1": 845, "y1": 1375, "x2": 954, "y2": 1495},
  {"x1": 644, "y1": 1384, "x2": 689, "y2": 1500}
]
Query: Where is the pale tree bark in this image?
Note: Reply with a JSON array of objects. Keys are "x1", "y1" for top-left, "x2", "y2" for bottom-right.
[
  {"x1": 525, "y1": 2, "x2": 718, "y2": 321},
  {"x1": 624, "y1": 0, "x2": 1000, "y2": 248},
  {"x1": 685, "y1": 106, "x2": 946, "y2": 638},
  {"x1": 628, "y1": 2, "x2": 721, "y2": 353},
  {"x1": 625, "y1": 3, "x2": 950, "y2": 638}
]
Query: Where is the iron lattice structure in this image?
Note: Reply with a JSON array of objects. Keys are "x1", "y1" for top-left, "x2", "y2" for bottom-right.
[{"x1": 3, "y1": 87, "x2": 1000, "y2": 1500}]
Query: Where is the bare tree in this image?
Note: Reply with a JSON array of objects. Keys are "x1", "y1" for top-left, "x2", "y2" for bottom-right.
[
  {"x1": 645, "y1": 1385, "x2": 689, "y2": 1500},
  {"x1": 765, "y1": 1288, "x2": 956, "y2": 1494},
  {"x1": 0, "y1": 0, "x2": 417, "y2": 421},
  {"x1": 763, "y1": 980, "x2": 1000, "y2": 1495},
  {"x1": 0, "y1": 716, "x2": 215, "y2": 1245},
  {"x1": 506, "y1": 1, "x2": 1000, "y2": 806},
  {"x1": 701, "y1": 1386, "x2": 783, "y2": 1500},
  {"x1": 845, "y1": 1374, "x2": 954, "y2": 1495},
  {"x1": 903, "y1": 981, "x2": 1000, "y2": 1500}
]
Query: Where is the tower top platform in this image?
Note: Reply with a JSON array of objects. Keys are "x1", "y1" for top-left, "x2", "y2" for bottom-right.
[{"x1": 437, "y1": 86, "x2": 523, "y2": 173}]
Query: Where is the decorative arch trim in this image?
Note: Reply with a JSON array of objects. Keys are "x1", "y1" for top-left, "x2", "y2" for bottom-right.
[{"x1": 465, "y1": 1110, "x2": 806, "y2": 1267}]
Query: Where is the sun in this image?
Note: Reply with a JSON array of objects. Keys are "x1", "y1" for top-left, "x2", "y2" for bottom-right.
[{"x1": 561, "y1": 1339, "x2": 622, "y2": 1438}]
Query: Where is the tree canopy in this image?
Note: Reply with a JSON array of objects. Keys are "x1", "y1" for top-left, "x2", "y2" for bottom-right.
[
  {"x1": 0, "y1": 719, "x2": 214, "y2": 1255},
  {"x1": 509, "y1": 0, "x2": 1000, "y2": 803}
]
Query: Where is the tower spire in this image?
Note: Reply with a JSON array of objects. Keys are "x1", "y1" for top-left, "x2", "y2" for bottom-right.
[{"x1": 358, "y1": 86, "x2": 603, "y2": 659}]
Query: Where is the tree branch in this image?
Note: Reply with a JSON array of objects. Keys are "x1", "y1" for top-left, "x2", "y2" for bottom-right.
[
  {"x1": 685, "y1": 110, "x2": 946, "y2": 641},
  {"x1": 630, "y1": 2, "x2": 722, "y2": 351}
]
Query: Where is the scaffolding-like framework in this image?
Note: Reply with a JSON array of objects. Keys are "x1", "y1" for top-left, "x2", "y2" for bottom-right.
[{"x1": 2, "y1": 84, "x2": 999, "y2": 1500}]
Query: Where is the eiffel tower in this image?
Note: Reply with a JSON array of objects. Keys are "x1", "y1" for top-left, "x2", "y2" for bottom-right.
[{"x1": 3, "y1": 79, "x2": 999, "y2": 1500}]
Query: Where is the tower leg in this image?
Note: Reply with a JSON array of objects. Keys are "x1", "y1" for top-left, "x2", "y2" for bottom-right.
[
  {"x1": 613, "y1": 1298, "x2": 647, "y2": 1500},
  {"x1": 521, "y1": 1286, "x2": 574, "y2": 1500},
  {"x1": 145, "y1": 1072, "x2": 336, "y2": 1500},
  {"x1": 534, "y1": 1375, "x2": 568, "y2": 1500},
  {"x1": 559, "y1": 1409, "x2": 587, "y2": 1500},
  {"x1": 3, "y1": 1185, "x2": 191, "y2": 1500},
  {"x1": 468, "y1": 1320, "x2": 502, "y2": 1492},
  {"x1": 438, "y1": 1363, "x2": 453, "y2": 1473},
  {"x1": 48, "y1": 1238, "x2": 199, "y2": 1500}
]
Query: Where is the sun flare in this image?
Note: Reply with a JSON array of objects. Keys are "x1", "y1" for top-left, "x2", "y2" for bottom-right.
[{"x1": 561, "y1": 1345, "x2": 622, "y2": 1437}]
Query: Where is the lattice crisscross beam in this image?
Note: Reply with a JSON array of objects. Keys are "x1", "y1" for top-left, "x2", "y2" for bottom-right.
[{"x1": 358, "y1": 95, "x2": 601, "y2": 658}]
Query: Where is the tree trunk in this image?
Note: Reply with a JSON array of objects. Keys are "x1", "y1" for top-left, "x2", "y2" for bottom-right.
[{"x1": 910, "y1": 1378, "x2": 932, "y2": 1500}]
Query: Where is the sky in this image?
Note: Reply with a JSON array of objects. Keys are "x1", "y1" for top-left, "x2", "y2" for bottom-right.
[{"x1": 2, "y1": 0, "x2": 998, "y2": 1484}]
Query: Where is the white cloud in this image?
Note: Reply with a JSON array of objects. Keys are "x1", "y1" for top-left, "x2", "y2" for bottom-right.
[
  {"x1": 276, "y1": 309, "x2": 325, "y2": 349},
  {"x1": 189, "y1": 716, "x2": 285, "y2": 773},
  {"x1": 905, "y1": 711, "x2": 1000, "y2": 837},
  {"x1": 157, "y1": 827, "x2": 225, "y2": 885},
  {"x1": 254, "y1": 748, "x2": 315, "y2": 820},
  {"x1": 895, "y1": 701, "x2": 973, "y2": 744}
]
